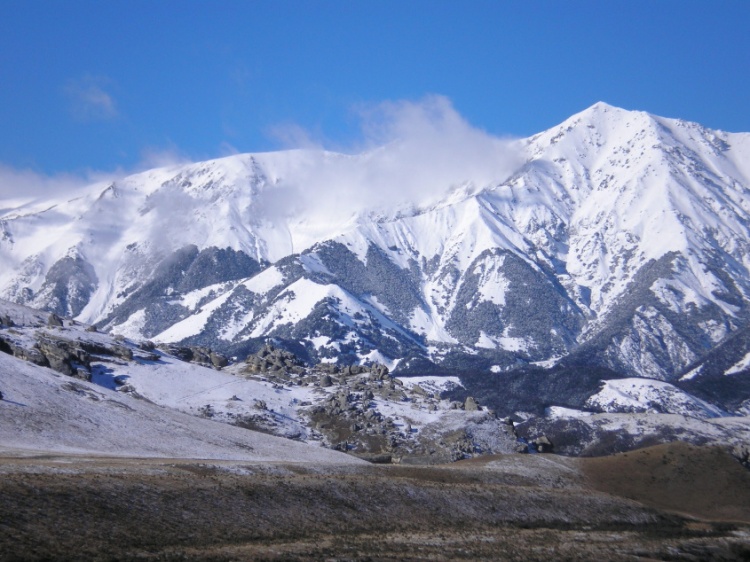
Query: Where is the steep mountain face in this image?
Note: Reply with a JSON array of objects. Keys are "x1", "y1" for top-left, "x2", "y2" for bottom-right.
[{"x1": 2, "y1": 103, "x2": 750, "y2": 392}]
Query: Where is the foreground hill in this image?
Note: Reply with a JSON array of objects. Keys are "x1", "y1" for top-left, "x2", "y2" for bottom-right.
[
  {"x1": 0, "y1": 350, "x2": 362, "y2": 464},
  {"x1": 2, "y1": 443, "x2": 749, "y2": 561},
  {"x1": 0, "y1": 299, "x2": 521, "y2": 463}
]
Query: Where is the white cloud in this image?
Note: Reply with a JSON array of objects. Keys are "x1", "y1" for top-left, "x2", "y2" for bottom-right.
[
  {"x1": 0, "y1": 147, "x2": 192, "y2": 204},
  {"x1": 137, "y1": 146, "x2": 192, "y2": 170},
  {"x1": 2, "y1": 95, "x2": 522, "y2": 226},
  {"x1": 0, "y1": 164, "x2": 94, "y2": 201},
  {"x1": 65, "y1": 75, "x2": 119, "y2": 121},
  {"x1": 266, "y1": 95, "x2": 522, "y2": 221}
]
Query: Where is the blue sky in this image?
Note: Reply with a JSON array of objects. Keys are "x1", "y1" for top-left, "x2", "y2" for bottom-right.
[{"x1": 1, "y1": 0, "x2": 749, "y2": 180}]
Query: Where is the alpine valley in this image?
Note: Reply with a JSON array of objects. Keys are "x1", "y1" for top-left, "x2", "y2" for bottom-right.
[{"x1": 3, "y1": 102, "x2": 750, "y2": 460}]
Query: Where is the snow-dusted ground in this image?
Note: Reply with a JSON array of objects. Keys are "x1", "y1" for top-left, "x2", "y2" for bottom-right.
[
  {"x1": 93, "y1": 352, "x2": 317, "y2": 440},
  {"x1": 3, "y1": 296, "x2": 749, "y2": 462},
  {"x1": 585, "y1": 378, "x2": 726, "y2": 418},
  {"x1": 0, "y1": 352, "x2": 360, "y2": 464},
  {"x1": 544, "y1": 406, "x2": 750, "y2": 451},
  {"x1": 0, "y1": 299, "x2": 520, "y2": 460}
]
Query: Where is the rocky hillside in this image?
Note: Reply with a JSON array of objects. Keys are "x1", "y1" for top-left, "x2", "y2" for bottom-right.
[
  {"x1": 2, "y1": 299, "x2": 749, "y2": 461},
  {"x1": 0, "y1": 300, "x2": 521, "y2": 463}
]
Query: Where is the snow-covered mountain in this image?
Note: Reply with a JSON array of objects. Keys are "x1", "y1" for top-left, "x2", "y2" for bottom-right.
[{"x1": 2, "y1": 102, "x2": 750, "y2": 390}]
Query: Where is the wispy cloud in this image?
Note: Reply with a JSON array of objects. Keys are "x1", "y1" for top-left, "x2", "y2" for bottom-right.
[
  {"x1": 137, "y1": 145, "x2": 192, "y2": 170},
  {"x1": 2, "y1": 94, "x2": 521, "y2": 221},
  {"x1": 265, "y1": 94, "x2": 522, "y2": 220},
  {"x1": 0, "y1": 164, "x2": 102, "y2": 201},
  {"x1": 0, "y1": 146, "x2": 192, "y2": 203},
  {"x1": 64, "y1": 75, "x2": 119, "y2": 121},
  {"x1": 267, "y1": 121, "x2": 323, "y2": 150}
]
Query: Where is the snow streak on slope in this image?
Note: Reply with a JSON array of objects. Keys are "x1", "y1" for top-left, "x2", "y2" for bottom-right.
[{"x1": 585, "y1": 378, "x2": 725, "y2": 418}]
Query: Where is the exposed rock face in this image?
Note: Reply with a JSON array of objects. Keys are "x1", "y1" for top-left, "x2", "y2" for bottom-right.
[
  {"x1": 244, "y1": 344, "x2": 306, "y2": 374},
  {"x1": 0, "y1": 321, "x2": 139, "y2": 382},
  {"x1": 225, "y1": 344, "x2": 519, "y2": 462},
  {"x1": 156, "y1": 344, "x2": 228, "y2": 370},
  {"x1": 464, "y1": 397, "x2": 480, "y2": 411},
  {"x1": 0, "y1": 335, "x2": 48, "y2": 367},
  {"x1": 733, "y1": 444, "x2": 750, "y2": 469},
  {"x1": 533, "y1": 435, "x2": 554, "y2": 453},
  {"x1": 47, "y1": 314, "x2": 64, "y2": 327},
  {"x1": 30, "y1": 255, "x2": 98, "y2": 319},
  {"x1": 36, "y1": 334, "x2": 92, "y2": 379}
]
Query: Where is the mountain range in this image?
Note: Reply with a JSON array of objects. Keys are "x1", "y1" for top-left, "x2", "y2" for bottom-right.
[{"x1": 3, "y1": 102, "x2": 750, "y2": 419}]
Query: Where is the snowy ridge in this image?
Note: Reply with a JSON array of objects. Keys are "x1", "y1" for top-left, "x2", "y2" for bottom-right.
[
  {"x1": 1, "y1": 103, "x2": 750, "y2": 382},
  {"x1": 585, "y1": 378, "x2": 725, "y2": 418}
]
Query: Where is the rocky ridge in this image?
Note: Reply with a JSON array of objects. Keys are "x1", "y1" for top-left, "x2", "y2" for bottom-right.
[
  {"x1": 236, "y1": 344, "x2": 521, "y2": 463},
  {"x1": 0, "y1": 300, "x2": 521, "y2": 464}
]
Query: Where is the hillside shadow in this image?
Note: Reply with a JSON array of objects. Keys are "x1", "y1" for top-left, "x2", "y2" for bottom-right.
[{"x1": 90, "y1": 364, "x2": 125, "y2": 391}]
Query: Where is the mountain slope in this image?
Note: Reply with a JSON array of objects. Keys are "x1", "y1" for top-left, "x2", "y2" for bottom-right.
[
  {"x1": 1, "y1": 103, "x2": 750, "y2": 384},
  {"x1": 0, "y1": 351, "x2": 362, "y2": 463}
]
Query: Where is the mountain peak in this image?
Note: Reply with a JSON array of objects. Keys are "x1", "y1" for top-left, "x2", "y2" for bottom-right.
[
  {"x1": 570, "y1": 101, "x2": 640, "y2": 127},
  {"x1": 585, "y1": 100, "x2": 618, "y2": 112}
]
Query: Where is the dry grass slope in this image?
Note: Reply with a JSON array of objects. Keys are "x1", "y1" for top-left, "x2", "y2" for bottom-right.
[
  {"x1": 581, "y1": 442, "x2": 750, "y2": 523},
  {"x1": 1, "y1": 446, "x2": 750, "y2": 561}
]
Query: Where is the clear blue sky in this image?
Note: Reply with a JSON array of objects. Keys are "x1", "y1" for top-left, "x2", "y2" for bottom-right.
[{"x1": 1, "y1": 0, "x2": 749, "y2": 176}]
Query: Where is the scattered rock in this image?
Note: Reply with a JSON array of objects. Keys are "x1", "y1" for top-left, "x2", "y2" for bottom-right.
[
  {"x1": 464, "y1": 397, "x2": 480, "y2": 411},
  {"x1": 732, "y1": 444, "x2": 749, "y2": 469},
  {"x1": 315, "y1": 363, "x2": 340, "y2": 374},
  {"x1": 47, "y1": 313, "x2": 64, "y2": 327},
  {"x1": 209, "y1": 351, "x2": 228, "y2": 369},
  {"x1": 371, "y1": 363, "x2": 389, "y2": 378},
  {"x1": 411, "y1": 385, "x2": 428, "y2": 397},
  {"x1": 157, "y1": 344, "x2": 227, "y2": 369},
  {"x1": 354, "y1": 453, "x2": 393, "y2": 464},
  {"x1": 245, "y1": 344, "x2": 305, "y2": 373},
  {"x1": 533, "y1": 435, "x2": 554, "y2": 453},
  {"x1": 158, "y1": 344, "x2": 193, "y2": 362}
]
